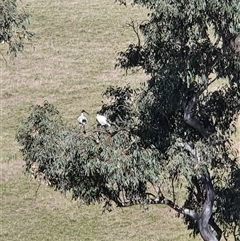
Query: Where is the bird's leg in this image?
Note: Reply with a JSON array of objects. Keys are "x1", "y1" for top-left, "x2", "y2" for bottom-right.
[{"x1": 83, "y1": 125, "x2": 86, "y2": 134}]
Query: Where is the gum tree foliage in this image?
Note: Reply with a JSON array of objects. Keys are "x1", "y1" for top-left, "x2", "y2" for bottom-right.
[
  {"x1": 0, "y1": 0, "x2": 33, "y2": 57},
  {"x1": 16, "y1": 1, "x2": 240, "y2": 241}
]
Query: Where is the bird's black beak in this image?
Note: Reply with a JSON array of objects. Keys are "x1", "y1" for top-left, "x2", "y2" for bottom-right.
[{"x1": 82, "y1": 110, "x2": 89, "y2": 115}]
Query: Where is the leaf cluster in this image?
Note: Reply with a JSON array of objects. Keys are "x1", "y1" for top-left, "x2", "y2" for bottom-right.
[
  {"x1": 16, "y1": 101, "x2": 162, "y2": 207},
  {"x1": 101, "y1": 84, "x2": 137, "y2": 128},
  {"x1": 0, "y1": 0, "x2": 33, "y2": 57}
]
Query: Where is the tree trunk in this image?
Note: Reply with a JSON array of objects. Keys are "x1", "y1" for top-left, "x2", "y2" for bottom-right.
[{"x1": 198, "y1": 172, "x2": 218, "y2": 241}]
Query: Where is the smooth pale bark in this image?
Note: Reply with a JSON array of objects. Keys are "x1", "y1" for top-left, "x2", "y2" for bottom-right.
[{"x1": 183, "y1": 93, "x2": 221, "y2": 241}]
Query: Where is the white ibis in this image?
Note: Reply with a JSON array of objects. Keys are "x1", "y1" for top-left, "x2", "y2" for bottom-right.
[
  {"x1": 96, "y1": 113, "x2": 111, "y2": 127},
  {"x1": 77, "y1": 110, "x2": 88, "y2": 126},
  {"x1": 77, "y1": 110, "x2": 89, "y2": 134}
]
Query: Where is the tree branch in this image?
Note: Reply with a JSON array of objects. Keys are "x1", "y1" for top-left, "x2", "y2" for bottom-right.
[
  {"x1": 198, "y1": 171, "x2": 218, "y2": 241},
  {"x1": 151, "y1": 195, "x2": 199, "y2": 220},
  {"x1": 183, "y1": 94, "x2": 210, "y2": 138},
  {"x1": 177, "y1": 142, "x2": 201, "y2": 162},
  {"x1": 104, "y1": 173, "x2": 222, "y2": 241},
  {"x1": 126, "y1": 19, "x2": 141, "y2": 47},
  {"x1": 209, "y1": 216, "x2": 222, "y2": 241}
]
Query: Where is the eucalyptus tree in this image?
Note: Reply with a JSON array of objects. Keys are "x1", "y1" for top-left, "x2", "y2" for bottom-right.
[
  {"x1": 0, "y1": 0, "x2": 33, "y2": 57},
  {"x1": 16, "y1": 1, "x2": 240, "y2": 241}
]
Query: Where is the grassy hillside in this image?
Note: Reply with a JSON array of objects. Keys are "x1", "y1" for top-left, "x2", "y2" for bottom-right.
[
  {"x1": 1, "y1": 0, "x2": 148, "y2": 163},
  {"x1": 0, "y1": 1, "x2": 238, "y2": 241}
]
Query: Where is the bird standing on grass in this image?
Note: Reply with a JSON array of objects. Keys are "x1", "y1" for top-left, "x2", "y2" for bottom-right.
[
  {"x1": 77, "y1": 110, "x2": 89, "y2": 133},
  {"x1": 96, "y1": 113, "x2": 111, "y2": 127}
]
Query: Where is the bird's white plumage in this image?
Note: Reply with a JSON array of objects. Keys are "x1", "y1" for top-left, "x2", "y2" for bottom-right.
[
  {"x1": 77, "y1": 111, "x2": 88, "y2": 125},
  {"x1": 96, "y1": 114, "x2": 110, "y2": 126}
]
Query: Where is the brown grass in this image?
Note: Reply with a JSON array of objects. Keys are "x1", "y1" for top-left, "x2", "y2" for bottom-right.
[{"x1": 0, "y1": 0, "x2": 238, "y2": 240}]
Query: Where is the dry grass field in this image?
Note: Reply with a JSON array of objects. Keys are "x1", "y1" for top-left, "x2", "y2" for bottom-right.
[{"x1": 0, "y1": 1, "x2": 238, "y2": 241}]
